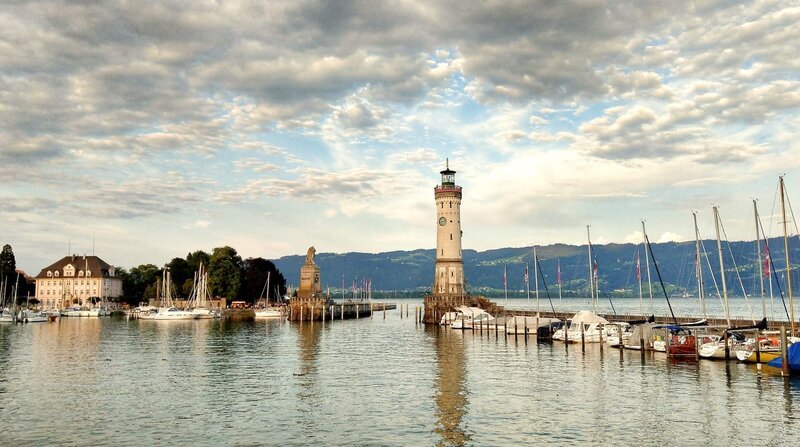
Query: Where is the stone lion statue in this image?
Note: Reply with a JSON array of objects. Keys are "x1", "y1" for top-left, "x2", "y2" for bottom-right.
[{"x1": 305, "y1": 246, "x2": 316, "y2": 265}]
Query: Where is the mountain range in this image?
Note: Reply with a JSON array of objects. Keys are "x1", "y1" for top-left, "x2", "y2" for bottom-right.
[{"x1": 273, "y1": 237, "x2": 800, "y2": 298}]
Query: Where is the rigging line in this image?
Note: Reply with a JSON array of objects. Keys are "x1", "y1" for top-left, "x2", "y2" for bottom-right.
[
  {"x1": 534, "y1": 255, "x2": 557, "y2": 317},
  {"x1": 700, "y1": 234, "x2": 724, "y2": 313},
  {"x1": 718, "y1": 215, "x2": 756, "y2": 324},
  {"x1": 786, "y1": 185, "x2": 800, "y2": 236},
  {"x1": 758, "y1": 214, "x2": 791, "y2": 321},
  {"x1": 645, "y1": 233, "x2": 677, "y2": 325},
  {"x1": 593, "y1": 255, "x2": 617, "y2": 316},
  {"x1": 594, "y1": 256, "x2": 617, "y2": 316}
]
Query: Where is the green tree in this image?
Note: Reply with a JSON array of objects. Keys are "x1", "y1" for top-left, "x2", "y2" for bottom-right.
[
  {"x1": 208, "y1": 246, "x2": 243, "y2": 299},
  {"x1": 241, "y1": 257, "x2": 287, "y2": 304},
  {"x1": 167, "y1": 257, "x2": 192, "y2": 298},
  {"x1": 1, "y1": 244, "x2": 16, "y2": 292},
  {"x1": 186, "y1": 250, "x2": 210, "y2": 273},
  {"x1": 122, "y1": 264, "x2": 161, "y2": 304}
]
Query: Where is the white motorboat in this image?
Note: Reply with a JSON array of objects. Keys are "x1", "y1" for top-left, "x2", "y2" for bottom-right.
[
  {"x1": 254, "y1": 307, "x2": 284, "y2": 319},
  {"x1": 439, "y1": 311, "x2": 460, "y2": 325},
  {"x1": 451, "y1": 307, "x2": 493, "y2": 330},
  {"x1": 139, "y1": 306, "x2": 195, "y2": 320},
  {"x1": 19, "y1": 309, "x2": 48, "y2": 323},
  {"x1": 553, "y1": 311, "x2": 610, "y2": 343},
  {"x1": 0, "y1": 307, "x2": 16, "y2": 323},
  {"x1": 604, "y1": 322, "x2": 632, "y2": 347},
  {"x1": 505, "y1": 315, "x2": 560, "y2": 335}
]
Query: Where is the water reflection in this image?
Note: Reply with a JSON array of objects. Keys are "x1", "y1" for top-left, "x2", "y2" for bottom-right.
[{"x1": 429, "y1": 326, "x2": 470, "y2": 446}]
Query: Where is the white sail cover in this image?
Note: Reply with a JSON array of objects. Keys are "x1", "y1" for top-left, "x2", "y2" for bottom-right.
[{"x1": 569, "y1": 310, "x2": 609, "y2": 325}]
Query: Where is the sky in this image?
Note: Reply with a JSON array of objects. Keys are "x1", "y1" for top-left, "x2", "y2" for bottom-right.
[{"x1": 3, "y1": 0, "x2": 800, "y2": 274}]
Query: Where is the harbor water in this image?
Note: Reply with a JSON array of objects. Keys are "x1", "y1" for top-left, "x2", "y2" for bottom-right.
[{"x1": 1, "y1": 299, "x2": 798, "y2": 445}]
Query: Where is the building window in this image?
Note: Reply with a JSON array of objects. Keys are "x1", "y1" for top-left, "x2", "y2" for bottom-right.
[
  {"x1": 55, "y1": 271, "x2": 59, "y2": 277},
  {"x1": 86, "y1": 270, "x2": 91, "y2": 277},
  {"x1": 450, "y1": 233, "x2": 452, "y2": 240},
  {"x1": 47, "y1": 271, "x2": 52, "y2": 277}
]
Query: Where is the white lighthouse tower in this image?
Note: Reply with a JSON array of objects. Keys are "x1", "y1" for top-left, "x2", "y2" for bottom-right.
[{"x1": 433, "y1": 159, "x2": 464, "y2": 297}]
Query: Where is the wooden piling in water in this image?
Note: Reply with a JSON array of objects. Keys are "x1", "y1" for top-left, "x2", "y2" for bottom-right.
[
  {"x1": 723, "y1": 331, "x2": 730, "y2": 361},
  {"x1": 599, "y1": 325, "x2": 603, "y2": 352},
  {"x1": 581, "y1": 325, "x2": 586, "y2": 353},
  {"x1": 754, "y1": 329, "x2": 761, "y2": 364},
  {"x1": 781, "y1": 326, "x2": 789, "y2": 376}
]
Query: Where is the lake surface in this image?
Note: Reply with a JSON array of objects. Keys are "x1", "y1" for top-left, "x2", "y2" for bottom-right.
[{"x1": 1, "y1": 299, "x2": 798, "y2": 446}]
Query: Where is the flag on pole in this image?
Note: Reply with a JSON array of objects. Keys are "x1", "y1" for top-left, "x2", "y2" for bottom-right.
[
  {"x1": 636, "y1": 252, "x2": 641, "y2": 282},
  {"x1": 593, "y1": 257, "x2": 598, "y2": 284},
  {"x1": 765, "y1": 246, "x2": 771, "y2": 278},
  {"x1": 503, "y1": 265, "x2": 507, "y2": 288},
  {"x1": 557, "y1": 259, "x2": 561, "y2": 285},
  {"x1": 524, "y1": 265, "x2": 529, "y2": 285}
]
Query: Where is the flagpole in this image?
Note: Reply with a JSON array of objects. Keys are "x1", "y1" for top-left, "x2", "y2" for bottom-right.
[
  {"x1": 557, "y1": 258, "x2": 562, "y2": 308},
  {"x1": 587, "y1": 225, "x2": 595, "y2": 313},
  {"x1": 637, "y1": 250, "x2": 643, "y2": 316},
  {"x1": 525, "y1": 262, "x2": 530, "y2": 310},
  {"x1": 504, "y1": 265, "x2": 508, "y2": 306},
  {"x1": 754, "y1": 199, "x2": 766, "y2": 320},
  {"x1": 534, "y1": 247, "x2": 539, "y2": 315}
]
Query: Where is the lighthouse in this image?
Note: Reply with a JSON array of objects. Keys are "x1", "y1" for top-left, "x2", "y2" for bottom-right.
[{"x1": 433, "y1": 159, "x2": 464, "y2": 297}]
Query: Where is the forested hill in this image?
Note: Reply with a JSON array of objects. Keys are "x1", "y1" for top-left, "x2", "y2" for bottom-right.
[{"x1": 273, "y1": 237, "x2": 800, "y2": 298}]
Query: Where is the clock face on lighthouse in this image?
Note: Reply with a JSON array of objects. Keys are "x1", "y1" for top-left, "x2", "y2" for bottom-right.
[{"x1": 438, "y1": 217, "x2": 447, "y2": 226}]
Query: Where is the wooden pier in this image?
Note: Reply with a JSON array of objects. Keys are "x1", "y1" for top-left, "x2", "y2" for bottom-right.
[
  {"x1": 289, "y1": 298, "x2": 373, "y2": 321},
  {"x1": 424, "y1": 294, "x2": 795, "y2": 331}
]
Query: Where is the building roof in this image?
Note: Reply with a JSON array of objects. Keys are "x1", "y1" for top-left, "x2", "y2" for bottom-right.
[{"x1": 35, "y1": 255, "x2": 117, "y2": 279}]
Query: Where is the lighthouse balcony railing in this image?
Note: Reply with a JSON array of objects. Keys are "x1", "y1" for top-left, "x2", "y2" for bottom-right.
[{"x1": 435, "y1": 185, "x2": 462, "y2": 193}]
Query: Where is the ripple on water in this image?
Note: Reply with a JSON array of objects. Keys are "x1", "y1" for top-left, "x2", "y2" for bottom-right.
[{"x1": 0, "y1": 305, "x2": 798, "y2": 445}]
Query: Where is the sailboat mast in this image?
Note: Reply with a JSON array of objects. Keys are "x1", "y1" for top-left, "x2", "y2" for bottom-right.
[
  {"x1": 713, "y1": 206, "x2": 731, "y2": 327},
  {"x1": 587, "y1": 225, "x2": 595, "y2": 313},
  {"x1": 637, "y1": 251, "x2": 643, "y2": 315},
  {"x1": 557, "y1": 258, "x2": 562, "y2": 307},
  {"x1": 642, "y1": 221, "x2": 654, "y2": 312},
  {"x1": 693, "y1": 212, "x2": 706, "y2": 319},
  {"x1": 754, "y1": 200, "x2": 766, "y2": 320},
  {"x1": 780, "y1": 176, "x2": 796, "y2": 335}
]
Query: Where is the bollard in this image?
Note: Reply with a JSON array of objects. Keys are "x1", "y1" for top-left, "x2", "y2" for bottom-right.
[
  {"x1": 341, "y1": 304, "x2": 344, "y2": 320},
  {"x1": 640, "y1": 336, "x2": 646, "y2": 360},
  {"x1": 383, "y1": 302, "x2": 386, "y2": 320},
  {"x1": 406, "y1": 303, "x2": 409, "y2": 318}
]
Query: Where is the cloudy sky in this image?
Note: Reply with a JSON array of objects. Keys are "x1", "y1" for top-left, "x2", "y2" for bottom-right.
[{"x1": 3, "y1": 0, "x2": 800, "y2": 273}]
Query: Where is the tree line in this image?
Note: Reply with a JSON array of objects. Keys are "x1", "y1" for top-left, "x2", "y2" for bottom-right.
[{"x1": 115, "y1": 246, "x2": 288, "y2": 306}]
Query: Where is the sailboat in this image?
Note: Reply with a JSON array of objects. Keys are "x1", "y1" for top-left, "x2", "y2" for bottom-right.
[
  {"x1": 0, "y1": 276, "x2": 15, "y2": 323},
  {"x1": 698, "y1": 207, "x2": 734, "y2": 359},
  {"x1": 139, "y1": 268, "x2": 195, "y2": 320},
  {"x1": 185, "y1": 263, "x2": 218, "y2": 319},
  {"x1": 255, "y1": 271, "x2": 284, "y2": 319},
  {"x1": 736, "y1": 177, "x2": 800, "y2": 362},
  {"x1": 553, "y1": 227, "x2": 609, "y2": 343}
]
